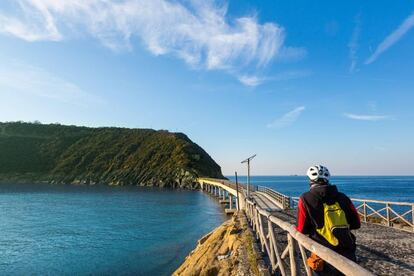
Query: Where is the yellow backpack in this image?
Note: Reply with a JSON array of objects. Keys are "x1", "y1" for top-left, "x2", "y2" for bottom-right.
[{"x1": 316, "y1": 202, "x2": 350, "y2": 246}]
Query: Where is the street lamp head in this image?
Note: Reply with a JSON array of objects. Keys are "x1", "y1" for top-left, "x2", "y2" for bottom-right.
[{"x1": 241, "y1": 154, "x2": 256, "y2": 164}]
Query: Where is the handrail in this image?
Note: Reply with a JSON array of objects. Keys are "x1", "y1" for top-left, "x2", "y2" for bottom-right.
[
  {"x1": 292, "y1": 196, "x2": 414, "y2": 232},
  {"x1": 257, "y1": 185, "x2": 291, "y2": 209},
  {"x1": 352, "y1": 198, "x2": 414, "y2": 206},
  {"x1": 245, "y1": 198, "x2": 374, "y2": 276},
  {"x1": 351, "y1": 198, "x2": 414, "y2": 232}
]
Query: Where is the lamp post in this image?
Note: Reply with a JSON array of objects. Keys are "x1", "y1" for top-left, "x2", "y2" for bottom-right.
[
  {"x1": 235, "y1": 172, "x2": 240, "y2": 210},
  {"x1": 241, "y1": 154, "x2": 256, "y2": 198}
]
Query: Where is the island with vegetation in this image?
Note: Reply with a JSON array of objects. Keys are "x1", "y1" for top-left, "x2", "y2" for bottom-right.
[{"x1": 0, "y1": 122, "x2": 224, "y2": 188}]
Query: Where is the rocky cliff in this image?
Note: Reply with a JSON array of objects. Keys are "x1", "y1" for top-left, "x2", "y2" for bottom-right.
[{"x1": 0, "y1": 122, "x2": 224, "y2": 188}]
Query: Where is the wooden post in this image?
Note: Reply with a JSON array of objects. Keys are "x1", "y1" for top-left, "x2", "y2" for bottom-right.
[
  {"x1": 268, "y1": 220, "x2": 286, "y2": 276},
  {"x1": 363, "y1": 201, "x2": 367, "y2": 222},
  {"x1": 288, "y1": 233, "x2": 297, "y2": 276},
  {"x1": 412, "y1": 204, "x2": 414, "y2": 232},
  {"x1": 298, "y1": 244, "x2": 312, "y2": 276},
  {"x1": 235, "y1": 172, "x2": 240, "y2": 211},
  {"x1": 386, "y1": 203, "x2": 390, "y2": 227}
]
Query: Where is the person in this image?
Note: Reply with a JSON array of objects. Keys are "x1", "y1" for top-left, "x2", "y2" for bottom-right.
[{"x1": 296, "y1": 165, "x2": 361, "y2": 275}]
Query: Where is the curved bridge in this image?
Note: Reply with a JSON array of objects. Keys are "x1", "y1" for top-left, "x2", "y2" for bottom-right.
[
  {"x1": 198, "y1": 178, "x2": 246, "y2": 213},
  {"x1": 198, "y1": 178, "x2": 289, "y2": 214}
]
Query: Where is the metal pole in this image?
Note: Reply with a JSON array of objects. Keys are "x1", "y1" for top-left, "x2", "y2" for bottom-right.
[
  {"x1": 247, "y1": 159, "x2": 250, "y2": 197},
  {"x1": 235, "y1": 172, "x2": 240, "y2": 211},
  {"x1": 241, "y1": 154, "x2": 256, "y2": 199}
]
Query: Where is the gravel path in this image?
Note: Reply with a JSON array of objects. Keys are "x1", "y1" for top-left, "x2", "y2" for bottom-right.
[
  {"x1": 355, "y1": 223, "x2": 414, "y2": 275},
  {"x1": 270, "y1": 209, "x2": 414, "y2": 275}
]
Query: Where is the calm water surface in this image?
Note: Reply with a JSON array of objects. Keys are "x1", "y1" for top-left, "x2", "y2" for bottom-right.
[
  {"x1": 227, "y1": 176, "x2": 414, "y2": 202},
  {"x1": 0, "y1": 184, "x2": 226, "y2": 275}
]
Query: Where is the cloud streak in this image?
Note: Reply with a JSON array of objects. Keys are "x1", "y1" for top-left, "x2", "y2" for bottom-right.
[
  {"x1": 348, "y1": 14, "x2": 361, "y2": 73},
  {"x1": 238, "y1": 70, "x2": 311, "y2": 87},
  {"x1": 267, "y1": 106, "x2": 305, "y2": 129},
  {"x1": 343, "y1": 113, "x2": 391, "y2": 121},
  {"x1": 365, "y1": 11, "x2": 414, "y2": 64},
  {"x1": 0, "y1": 61, "x2": 102, "y2": 106},
  {"x1": 0, "y1": 0, "x2": 305, "y2": 85}
]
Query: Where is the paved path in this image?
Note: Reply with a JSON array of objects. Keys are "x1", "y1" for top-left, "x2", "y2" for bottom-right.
[
  {"x1": 250, "y1": 192, "x2": 282, "y2": 212},
  {"x1": 356, "y1": 223, "x2": 414, "y2": 275}
]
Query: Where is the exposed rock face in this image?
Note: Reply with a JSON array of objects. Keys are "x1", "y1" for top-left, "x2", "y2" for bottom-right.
[
  {"x1": 174, "y1": 212, "x2": 269, "y2": 276},
  {"x1": 0, "y1": 122, "x2": 224, "y2": 188}
]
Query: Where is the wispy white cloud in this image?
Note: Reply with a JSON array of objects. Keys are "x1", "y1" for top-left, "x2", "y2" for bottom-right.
[
  {"x1": 267, "y1": 106, "x2": 305, "y2": 129},
  {"x1": 238, "y1": 75, "x2": 262, "y2": 87},
  {"x1": 0, "y1": 61, "x2": 102, "y2": 106},
  {"x1": 365, "y1": 11, "x2": 414, "y2": 64},
  {"x1": 348, "y1": 14, "x2": 361, "y2": 73},
  {"x1": 238, "y1": 70, "x2": 311, "y2": 87},
  {"x1": 0, "y1": 0, "x2": 305, "y2": 85},
  {"x1": 343, "y1": 113, "x2": 391, "y2": 121}
]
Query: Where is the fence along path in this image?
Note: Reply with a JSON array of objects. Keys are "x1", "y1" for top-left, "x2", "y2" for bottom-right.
[
  {"x1": 198, "y1": 178, "x2": 376, "y2": 276},
  {"x1": 291, "y1": 197, "x2": 414, "y2": 233}
]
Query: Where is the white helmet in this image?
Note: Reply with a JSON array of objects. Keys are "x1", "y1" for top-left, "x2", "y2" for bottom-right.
[{"x1": 307, "y1": 165, "x2": 330, "y2": 182}]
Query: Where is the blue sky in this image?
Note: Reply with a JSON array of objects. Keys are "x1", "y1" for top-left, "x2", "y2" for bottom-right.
[{"x1": 0, "y1": 1, "x2": 413, "y2": 175}]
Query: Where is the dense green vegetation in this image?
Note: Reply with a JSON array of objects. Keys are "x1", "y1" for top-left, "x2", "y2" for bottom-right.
[{"x1": 0, "y1": 122, "x2": 224, "y2": 188}]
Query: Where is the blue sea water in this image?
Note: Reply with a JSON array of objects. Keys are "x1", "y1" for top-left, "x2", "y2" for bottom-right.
[
  {"x1": 1, "y1": 177, "x2": 413, "y2": 275},
  {"x1": 227, "y1": 176, "x2": 414, "y2": 203},
  {"x1": 0, "y1": 184, "x2": 226, "y2": 275}
]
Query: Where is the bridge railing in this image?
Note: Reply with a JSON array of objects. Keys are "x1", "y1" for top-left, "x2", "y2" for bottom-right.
[
  {"x1": 257, "y1": 185, "x2": 291, "y2": 209},
  {"x1": 291, "y1": 197, "x2": 300, "y2": 209},
  {"x1": 245, "y1": 198, "x2": 373, "y2": 276},
  {"x1": 352, "y1": 198, "x2": 414, "y2": 232},
  {"x1": 292, "y1": 196, "x2": 414, "y2": 232}
]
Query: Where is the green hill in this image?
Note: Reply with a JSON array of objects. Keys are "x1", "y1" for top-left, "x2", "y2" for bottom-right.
[{"x1": 0, "y1": 122, "x2": 224, "y2": 188}]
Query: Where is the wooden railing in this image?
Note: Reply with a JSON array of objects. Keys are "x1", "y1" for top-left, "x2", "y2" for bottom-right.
[
  {"x1": 245, "y1": 199, "x2": 374, "y2": 276},
  {"x1": 292, "y1": 196, "x2": 414, "y2": 232},
  {"x1": 257, "y1": 185, "x2": 291, "y2": 209},
  {"x1": 291, "y1": 197, "x2": 300, "y2": 209},
  {"x1": 352, "y1": 198, "x2": 414, "y2": 232}
]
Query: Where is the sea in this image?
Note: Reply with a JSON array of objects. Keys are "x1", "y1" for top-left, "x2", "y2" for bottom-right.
[
  {"x1": 0, "y1": 184, "x2": 226, "y2": 275},
  {"x1": 227, "y1": 175, "x2": 414, "y2": 202},
  {"x1": 0, "y1": 176, "x2": 413, "y2": 275}
]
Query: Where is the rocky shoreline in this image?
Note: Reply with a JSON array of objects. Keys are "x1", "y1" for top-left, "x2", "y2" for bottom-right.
[
  {"x1": 0, "y1": 173, "x2": 203, "y2": 190},
  {"x1": 174, "y1": 212, "x2": 269, "y2": 276}
]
